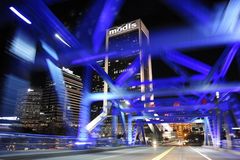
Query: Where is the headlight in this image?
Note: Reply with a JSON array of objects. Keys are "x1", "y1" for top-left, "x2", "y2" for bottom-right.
[
  {"x1": 152, "y1": 141, "x2": 157, "y2": 145},
  {"x1": 152, "y1": 141, "x2": 157, "y2": 148}
]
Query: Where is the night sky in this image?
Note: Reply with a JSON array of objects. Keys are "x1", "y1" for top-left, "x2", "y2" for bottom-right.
[
  {"x1": 0, "y1": 0, "x2": 239, "y2": 88},
  {"x1": 48, "y1": 0, "x2": 239, "y2": 81}
]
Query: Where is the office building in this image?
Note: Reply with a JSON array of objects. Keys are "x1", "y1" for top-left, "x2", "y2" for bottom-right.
[
  {"x1": 105, "y1": 19, "x2": 152, "y2": 95},
  {"x1": 91, "y1": 60, "x2": 105, "y2": 120},
  {"x1": 41, "y1": 67, "x2": 83, "y2": 133},
  {"x1": 16, "y1": 88, "x2": 42, "y2": 131},
  {"x1": 90, "y1": 19, "x2": 153, "y2": 137}
]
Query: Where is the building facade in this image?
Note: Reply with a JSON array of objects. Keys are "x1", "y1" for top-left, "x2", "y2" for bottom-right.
[
  {"x1": 16, "y1": 88, "x2": 42, "y2": 131},
  {"x1": 105, "y1": 19, "x2": 152, "y2": 95},
  {"x1": 90, "y1": 19, "x2": 153, "y2": 137},
  {"x1": 41, "y1": 67, "x2": 83, "y2": 134}
]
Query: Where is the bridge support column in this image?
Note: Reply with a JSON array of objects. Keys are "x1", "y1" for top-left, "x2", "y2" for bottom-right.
[
  {"x1": 204, "y1": 117, "x2": 213, "y2": 146},
  {"x1": 204, "y1": 118, "x2": 209, "y2": 145},
  {"x1": 141, "y1": 123, "x2": 146, "y2": 145},
  {"x1": 120, "y1": 111, "x2": 127, "y2": 139},
  {"x1": 112, "y1": 108, "x2": 118, "y2": 139},
  {"x1": 77, "y1": 67, "x2": 92, "y2": 141},
  {"x1": 224, "y1": 111, "x2": 232, "y2": 149},
  {"x1": 216, "y1": 110, "x2": 222, "y2": 148},
  {"x1": 128, "y1": 114, "x2": 133, "y2": 145}
]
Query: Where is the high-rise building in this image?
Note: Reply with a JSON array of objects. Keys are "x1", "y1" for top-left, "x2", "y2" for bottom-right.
[
  {"x1": 41, "y1": 67, "x2": 83, "y2": 133},
  {"x1": 16, "y1": 88, "x2": 42, "y2": 131},
  {"x1": 105, "y1": 19, "x2": 152, "y2": 96},
  {"x1": 91, "y1": 19, "x2": 153, "y2": 137},
  {"x1": 91, "y1": 60, "x2": 105, "y2": 120}
]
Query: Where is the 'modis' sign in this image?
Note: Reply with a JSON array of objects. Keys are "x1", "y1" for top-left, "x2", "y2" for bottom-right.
[{"x1": 108, "y1": 22, "x2": 137, "y2": 36}]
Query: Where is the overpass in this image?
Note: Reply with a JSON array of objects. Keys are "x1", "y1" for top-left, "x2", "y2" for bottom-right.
[{"x1": 0, "y1": 0, "x2": 240, "y2": 159}]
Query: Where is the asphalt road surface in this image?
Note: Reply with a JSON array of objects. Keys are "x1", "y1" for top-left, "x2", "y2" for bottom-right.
[{"x1": 1, "y1": 146, "x2": 239, "y2": 160}]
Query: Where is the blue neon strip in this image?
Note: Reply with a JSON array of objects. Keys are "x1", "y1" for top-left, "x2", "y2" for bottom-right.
[
  {"x1": 9, "y1": 7, "x2": 32, "y2": 24},
  {"x1": 219, "y1": 44, "x2": 239, "y2": 78},
  {"x1": 55, "y1": 33, "x2": 71, "y2": 47}
]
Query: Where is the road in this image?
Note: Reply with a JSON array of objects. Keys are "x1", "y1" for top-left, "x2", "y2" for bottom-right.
[{"x1": 0, "y1": 146, "x2": 239, "y2": 160}]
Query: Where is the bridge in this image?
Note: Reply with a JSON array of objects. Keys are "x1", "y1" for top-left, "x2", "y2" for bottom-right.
[{"x1": 0, "y1": 0, "x2": 240, "y2": 159}]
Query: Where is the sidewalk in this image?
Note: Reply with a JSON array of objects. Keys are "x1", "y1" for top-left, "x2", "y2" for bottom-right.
[
  {"x1": 202, "y1": 145, "x2": 240, "y2": 156},
  {"x1": 0, "y1": 146, "x2": 140, "y2": 160}
]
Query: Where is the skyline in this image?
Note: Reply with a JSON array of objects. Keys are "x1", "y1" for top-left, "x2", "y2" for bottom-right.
[{"x1": 0, "y1": 1, "x2": 239, "y2": 155}]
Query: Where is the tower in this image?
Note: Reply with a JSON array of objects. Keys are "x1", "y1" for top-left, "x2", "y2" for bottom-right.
[{"x1": 105, "y1": 19, "x2": 153, "y2": 106}]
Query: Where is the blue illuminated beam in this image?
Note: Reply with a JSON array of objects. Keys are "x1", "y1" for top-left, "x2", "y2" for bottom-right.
[
  {"x1": 150, "y1": 27, "x2": 240, "y2": 50},
  {"x1": 93, "y1": 0, "x2": 124, "y2": 52},
  {"x1": 132, "y1": 115, "x2": 204, "y2": 121},
  {"x1": 198, "y1": 44, "x2": 239, "y2": 104},
  {"x1": 78, "y1": 67, "x2": 92, "y2": 141},
  {"x1": 218, "y1": 43, "x2": 239, "y2": 78},
  {"x1": 125, "y1": 75, "x2": 205, "y2": 89},
  {"x1": 46, "y1": 59, "x2": 74, "y2": 134},
  {"x1": 9, "y1": 6, "x2": 32, "y2": 24},
  {"x1": 89, "y1": 82, "x2": 240, "y2": 101},
  {"x1": 132, "y1": 97, "x2": 197, "y2": 107},
  {"x1": 121, "y1": 104, "x2": 214, "y2": 113},
  {"x1": 41, "y1": 41, "x2": 59, "y2": 61},
  {"x1": 46, "y1": 59, "x2": 67, "y2": 109},
  {"x1": 71, "y1": 48, "x2": 139, "y2": 66},
  {"x1": 204, "y1": 46, "x2": 233, "y2": 84},
  {"x1": 115, "y1": 57, "x2": 141, "y2": 86},
  {"x1": 215, "y1": 0, "x2": 240, "y2": 34},
  {"x1": 166, "y1": 50, "x2": 211, "y2": 75}
]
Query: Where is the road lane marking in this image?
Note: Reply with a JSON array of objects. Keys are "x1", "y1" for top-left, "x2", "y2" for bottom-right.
[
  {"x1": 151, "y1": 146, "x2": 175, "y2": 160},
  {"x1": 93, "y1": 147, "x2": 151, "y2": 160},
  {"x1": 190, "y1": 146, "x2": 212, "y2": 160}
]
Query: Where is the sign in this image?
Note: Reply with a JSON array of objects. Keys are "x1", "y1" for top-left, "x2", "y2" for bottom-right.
[{"x1": 108, "y1": 22, "x2": 137, "y2": 36}]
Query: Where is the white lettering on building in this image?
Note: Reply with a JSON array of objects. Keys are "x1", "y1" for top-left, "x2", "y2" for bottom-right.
[{"x1": 108, "y1": 22, "x2": 137, "y2": 36}]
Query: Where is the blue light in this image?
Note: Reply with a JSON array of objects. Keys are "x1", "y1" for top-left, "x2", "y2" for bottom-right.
[
  {"x1": 41, "y1": 41, "x2": 59, "y2": 61},
  {"x1": 1, "y1": 75, "x2": 29, "y2": 116},
  {"x1": 75, "y1": 141, "x2": 92, "y2": 145},
  {"x1": 128, "y1": 115, "x2": 132, "y2": 145},
  {"x1": 9, "y1": 7, "x2": 32, "y2": 24},
  {"x1": 77, "y1": 67, "x2": 92, "y2": 141},
  {"x1": 92, "y1": 0, "x2": 124, "y2": 52},
  {"x1": 46, "y1": 59, "x2": 71, "y2": 134},
  {"x1": 9, "y1": 30, "x2": 36, "y2": 63},
  {"x1": 55, "y1": 33, "x2": 71, "y2": 47},
  {"x1": 167, "y1": 50, "x2": 211, "y2": 75}
]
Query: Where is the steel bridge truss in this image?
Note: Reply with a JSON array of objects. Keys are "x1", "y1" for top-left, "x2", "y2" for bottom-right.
[{"x1": 7, "y1": 0, "x2": 240, "y2": 147}]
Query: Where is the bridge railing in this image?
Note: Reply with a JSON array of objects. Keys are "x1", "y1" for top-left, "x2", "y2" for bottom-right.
[
  {"x1": 0, "y1": 132, "x2": 128, "y2": 151},
  {"x1": 0, "y1": 132, "x2": 77, "y2": 151},
  {"x1": 221, "y1": 139, "x2": 240, "y2": 150}
]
